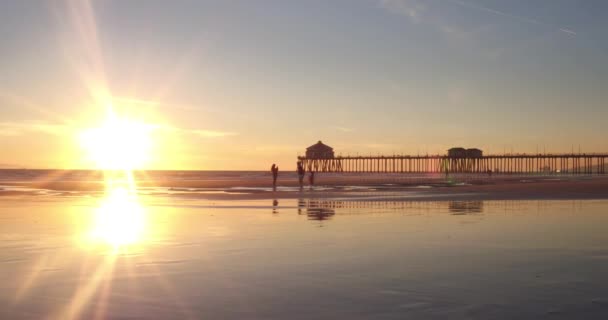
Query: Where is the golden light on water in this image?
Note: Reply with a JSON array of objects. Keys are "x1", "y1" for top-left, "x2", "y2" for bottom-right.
[
  {"x1": 89, "y1": 186, "x2": 147, "y2": 248},
  {"x1": 62, "y1": 183, "x2": 155, "y2": 319}
]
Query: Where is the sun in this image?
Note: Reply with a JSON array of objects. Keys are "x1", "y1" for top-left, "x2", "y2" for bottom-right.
[{"x1": 79, "y1": 111, "x2": 155, "y2": 170}]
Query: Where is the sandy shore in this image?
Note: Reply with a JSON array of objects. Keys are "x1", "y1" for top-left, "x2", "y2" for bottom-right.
[
  {"x1": 160, "y1": 177, "x2": 608, "y2": 201},
  {"x1": 2, "y1": 174, "x2": 608, "y2": 202}
]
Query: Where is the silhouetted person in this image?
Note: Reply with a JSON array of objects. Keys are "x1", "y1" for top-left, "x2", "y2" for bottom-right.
[
  {"x1": 271, "y1": 164, "x2": 279, "y2": 187},
  {"x1": 297, "y1": 161, "x2": 306, "y2": 188}
]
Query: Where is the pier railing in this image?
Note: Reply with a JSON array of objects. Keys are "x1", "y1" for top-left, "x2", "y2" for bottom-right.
[{"x1": 297, "y1": 154, "x2": 608, "y2": 174}]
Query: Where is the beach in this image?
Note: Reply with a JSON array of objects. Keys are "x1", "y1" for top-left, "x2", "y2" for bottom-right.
[
  {"x1": 2, "y1": 194, "x2": 608, "y2": 319},
  {"x1": 2, "y1": 0, "x2": 607, "y2": 318},
  {"x1": 1, "y1": 169, "x2": 608, "y2": 201},
  {"x1": 2, "y1": 170, "x2": 608, "y2": 319}
]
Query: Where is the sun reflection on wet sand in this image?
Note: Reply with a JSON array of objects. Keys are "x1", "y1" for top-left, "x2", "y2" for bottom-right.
[
  {"x1": 79, "y1": 171, "x2": 150, "y2": 253},
  {"x1": 89, "y1": 186, "x2": 146, "y2": 249},
  {"x1": 62, "y1": 178, "x2": 158, "y2": 319}
]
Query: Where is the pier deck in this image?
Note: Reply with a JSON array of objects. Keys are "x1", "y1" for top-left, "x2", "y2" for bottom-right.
[{"x1": 297, "y1": 154, "x2": 608, "y2": 174}]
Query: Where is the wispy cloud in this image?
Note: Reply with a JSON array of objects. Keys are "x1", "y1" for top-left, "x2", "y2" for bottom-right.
[
  {"x1": 378, "y1": 0, "x2": 475, "y2": 41},
  {"x1": 189, "y1": 129, "x2": 238, "y2": 138},
  {"x1": 0, "y1": 121, "x2": 238, "y2": 140},
  {"x1": 159, "y1": 125, "x2": 238, "y2": 138},
  {"x1": 0, "y1": 122, "x2": 72, "y2": 137},
  {"x1": 332, "y1": 126, "x2": 354, "y2": 133},
  {"x1": 559, "y1": 28, "x2": 576, "y2": 36},
  {"x1": 112, "y1": 97, "x2": 160, "y2": 107},
  {"x1": 378, "y1": 0, "x2": 426, "y2": 23},
  {"x1": 447, "y1": 0, "x2": 576, "y2": 36},
  {"x1": 379, "y1": 0, "x2": 576, "y2": 37}
]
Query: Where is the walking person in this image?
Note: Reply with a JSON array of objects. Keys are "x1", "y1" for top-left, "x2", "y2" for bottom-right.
[{"x1": 271, "y1": 164, "x2": 279, "y2": 188}]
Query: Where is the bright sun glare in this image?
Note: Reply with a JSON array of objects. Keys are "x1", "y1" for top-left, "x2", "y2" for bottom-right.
[
  {"x1": 89, "y1": 186, "x2": 146, "y2": 247},
  {"x1": 79, "y1": 110, "x2": 154, "y2": 170}
]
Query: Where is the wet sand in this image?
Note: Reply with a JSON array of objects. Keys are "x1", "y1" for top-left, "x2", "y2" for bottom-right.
[
  {"x1": 2, "y1": 197, "x2": 608, "y2": 319},
  {"x1": 4, "y1": 175, "x2": 607, "y2": 202},
  {"x1": 2, "y1": 172, "x2": 608, "y2": 319},
  {"x1": 187, "y1": 177, "x2": 608, "y2": 202}
]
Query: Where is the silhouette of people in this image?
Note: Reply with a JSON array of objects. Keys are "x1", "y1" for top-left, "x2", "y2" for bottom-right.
[
  {"x1": 309, "y1": 171, "x2": 315, "y2": 188},
  {"x1": 271, "y1": 164, "x2": 279, "y2": 187},
  {"x1": 297, "y1": 161, "x2": 306, "y2": 188}
]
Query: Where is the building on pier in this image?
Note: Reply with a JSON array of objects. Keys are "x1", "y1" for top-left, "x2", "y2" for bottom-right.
[
  {"x1": 306, "y1": 141, "x2": 334, "y2": 159},
  {"x1": 466, "y1": 148, "x2": 483, "y2": 158},
  {"x1": 448, "y1": 147, "x2": 483, "y2": 158},
  {"x1": 448, "y1": 147, "x2": 467, "y2": 158}
]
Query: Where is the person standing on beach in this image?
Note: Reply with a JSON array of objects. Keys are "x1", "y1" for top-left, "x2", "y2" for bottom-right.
[
  {"x1": 271, "y1": 164, "x2": 279, "y2": 187},
  {"x1": 297, "y1": 161, "x2": 306, "y2": 188}
]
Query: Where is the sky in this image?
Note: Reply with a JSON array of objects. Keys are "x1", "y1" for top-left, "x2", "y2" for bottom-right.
[{"x1": 0, "y1": 0, "x2": 607, "y2": 170}]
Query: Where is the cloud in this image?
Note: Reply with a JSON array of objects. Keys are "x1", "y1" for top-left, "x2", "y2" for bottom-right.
[
  {"x1": 378, "y1": 0, "x2": 474, "y2": 41},
  {"x1": 112, "y1": 97, "x2": 160, "y2": 107},
  {"x1": 558, "y1": 28, "x2": 577, "y2": 36},
  {"x1": 0, "y1": 122, "x2": 72, "y2": 137},
  {"x1": 189, "y1": 129, "x2": 238, "y2": 138},
  {"x1": 159, "y1": 125, "x2": 237, "y2": 138},
  {"x1": 332, "y1": 126, "x2": 354, "y2": 133},
  {"x1": 0, "y1": 120, "x2": 238, "y2": 139},
  {"x1": 447, "y1": 0, "x2": 576, "y2": 36},
  {"x1": 378, "y1": 0, "x2": 426, "y2": 23},
  {"x1": 379, "y1": 0, "x2": 576, "y2": 38}
]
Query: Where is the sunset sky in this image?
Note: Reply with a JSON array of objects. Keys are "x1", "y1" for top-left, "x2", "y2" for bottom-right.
[{"x1": 1, "y1": 0, "x2": 607, "y2": 170}]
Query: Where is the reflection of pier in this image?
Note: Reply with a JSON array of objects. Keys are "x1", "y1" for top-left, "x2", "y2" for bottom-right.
[
  {"x1": 298, "y1": 199, "x2": 335, "y2": 221},
  {"x1": 305, "y1": 207, "x2": 336, "y2": 221},
  {"x1": 295, "y1": 199, "x2": 589, "y2": 220},
  {"x1": 449, "y1": 201, "x2": 484, "y2": 214},
  {"x1": 298, "y1": 199, "x2": 488, "y2": 219},
  {"x1": 298, "y1": 199, "x2": 449, "y2": 211},
  {"x1": 298, "y1": 154, "x2": 608, "y2": 175}
]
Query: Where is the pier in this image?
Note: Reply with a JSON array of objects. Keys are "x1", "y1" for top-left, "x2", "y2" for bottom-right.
[
  {"x1": 298, "y1": 142, "x2": 608, "y2": 174},
  {"x1": 298, "y1": 142, "x2": 608, "y2": 175},
  {"x1": 298, "y1": 154, "x2": 608, "y2": 174},
  {"x1": 298, "y1": 153, "x2": 608, "y2": 174}
]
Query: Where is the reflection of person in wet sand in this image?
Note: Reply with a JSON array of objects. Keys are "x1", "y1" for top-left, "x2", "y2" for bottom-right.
[
  {"x1": 271, "y1": 164, "x2": 279, "y2": 187},
  {"x1": 272, "y1": 199, "x2": 279, "y2": 214},
  {"x1": 309, "y1": 171, "x2": 315, "y2": 189},
  {"x1": 297, "y1": 198, "x2": 306, "y2": 215}
]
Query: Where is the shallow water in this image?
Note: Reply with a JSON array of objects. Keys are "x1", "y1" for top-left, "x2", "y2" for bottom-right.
[{"x1": 1, "y1": 196, "x2": 608, "y2": 319}]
